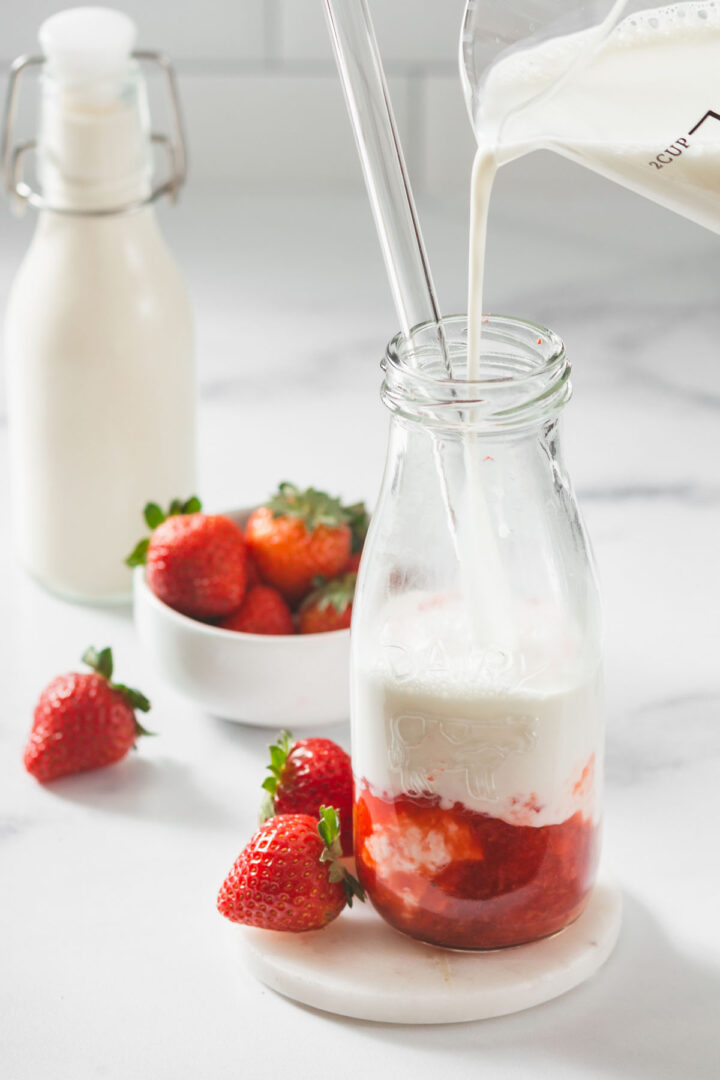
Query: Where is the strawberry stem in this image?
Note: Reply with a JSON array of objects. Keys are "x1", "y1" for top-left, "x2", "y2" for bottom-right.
[
  {"x1": 126, "y1": 538, "x2": 150, "y2": 568},
  {"x1": 344, "y1": 501, "x2": 370, "y2": 553},
  {"x1": 259, "y1": 730, "x2": 294, "y2": 820},
  {"x1": 133, "y1": 718, "x2": 156, "y2": 738},
  {"x1": 300, "y1": 573, "x2": 357, "y2": 615},
  {"x1": 144, "y1": 503, "x2": 166, "y2": 529},
  {"x1": 81, "y1": 647, "x2": 154, "y2": 730},
  {"x1": 317, "y1": 806, "x2": 365, "y2": 907},
  {"x1": 82, "y1": 645, "x2": 113, "y2": 681},
  {"x1": 113, "y1": 684, "x2": 151, "y2": 714},
  {"x1": 266, "y1": 483, "x2": 349, "y2": 531}
]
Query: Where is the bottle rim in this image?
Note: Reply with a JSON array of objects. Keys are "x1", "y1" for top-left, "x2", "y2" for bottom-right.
[{"x1": 382, "y1": 314, "x2": 571, "y2": 431}]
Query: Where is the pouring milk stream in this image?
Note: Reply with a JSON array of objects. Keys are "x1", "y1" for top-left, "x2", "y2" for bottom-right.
[
  {"x1": 462, "y1": 0, "x2": 720, "y2": 643},
  {"x1": 465, "y1": 0, "x2": 720, "y2": 367}
]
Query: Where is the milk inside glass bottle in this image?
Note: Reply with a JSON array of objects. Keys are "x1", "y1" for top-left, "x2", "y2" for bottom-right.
[
  {"x1": 4, "y1": 7, "x2": 195, "y2": 603},
  {"x1": 352, "y1": 317, "x2": 602, "y2": 950}
]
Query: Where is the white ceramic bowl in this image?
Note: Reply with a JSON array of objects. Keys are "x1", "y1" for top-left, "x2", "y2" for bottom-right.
[{"x1": 132, "y1": 508, "x2": 351, "y2": 726}]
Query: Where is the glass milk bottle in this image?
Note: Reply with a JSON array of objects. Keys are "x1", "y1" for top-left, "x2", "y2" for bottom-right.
[
  {"x1": 3, "y1": 8, "x2": 195, "y2": 603},
  {"x1": 351, "y1": 316, "x2": 603, "y2": 950}
]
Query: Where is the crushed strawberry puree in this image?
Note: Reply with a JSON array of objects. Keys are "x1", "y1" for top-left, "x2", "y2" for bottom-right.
[{"x1": 354, "y1": 785, "x2": 600, "y2": 949}]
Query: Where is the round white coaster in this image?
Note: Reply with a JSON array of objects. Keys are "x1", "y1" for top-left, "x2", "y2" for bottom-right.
[{"x1": 239, "y1": 878, "x2": 622, "y2": 1024}]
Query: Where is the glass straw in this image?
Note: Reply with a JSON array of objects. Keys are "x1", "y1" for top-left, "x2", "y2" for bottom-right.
[
  {"x1": 324, "y1": 0, "x2": 516, "y2": 650},
  {"x1": 323, "y1": 0, "x2": 451, "y2": 374}
]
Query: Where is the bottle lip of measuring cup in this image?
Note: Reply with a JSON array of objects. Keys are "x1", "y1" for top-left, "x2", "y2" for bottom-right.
[
  {"x1": 382, "y1": 314, "x2": 571, "y2": 432},
  {"x1": 36, "y1": 7, "x2": 152, "y2": 212}
]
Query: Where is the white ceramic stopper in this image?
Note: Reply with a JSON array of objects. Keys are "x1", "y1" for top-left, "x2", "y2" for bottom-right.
[{"x1": 39, "y1": 7, "x2": 137, "y2": 83}]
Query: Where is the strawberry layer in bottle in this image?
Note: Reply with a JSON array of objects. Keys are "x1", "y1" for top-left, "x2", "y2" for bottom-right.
[{"x1": 352, "y1": 593, "x2": 603, "y2": 951}]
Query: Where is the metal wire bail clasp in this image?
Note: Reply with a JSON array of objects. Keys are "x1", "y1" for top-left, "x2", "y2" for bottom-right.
[{"x1": 1, "y1": 50, "x2": 188, "y2": 217}]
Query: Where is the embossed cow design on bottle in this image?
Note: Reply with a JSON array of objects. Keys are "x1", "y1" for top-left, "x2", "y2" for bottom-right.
[{"x1": 389, "y1": 712, "x2": 537, "y2": 801}]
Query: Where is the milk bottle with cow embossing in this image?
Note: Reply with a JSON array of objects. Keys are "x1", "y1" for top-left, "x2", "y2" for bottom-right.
[{"x1": 351, "y1": 315, "x2": 603, "y2": 950}]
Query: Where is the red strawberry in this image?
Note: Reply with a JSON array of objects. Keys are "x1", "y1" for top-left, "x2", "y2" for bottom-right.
[
  {"x1": 244, "y1": 552, "x2": 262, "y2": 589},
  {"x1": 218, "y1": 585, "x2": 294, "y2": 635},
  {"x1": 127, "y1": 498, "x2": 247, "y2": 619},
  {"x1": 217, "y1": 807, "x2": 363, "y2": 931},
  {"x1": 262, "y1": 731, "x2": 354, "y2": 854},
  {"x1": 298, "y1": 572, "x2": 356, "y2": 635},
  {"x1": 346, "y1": 551, "x2": 362, "y2": 573},
  {"x1": 245, "y1": 483, "x2": 351, "y2": 604},
  {"x1": 24, "y1": 647, "x2": 152, "y2": 783}
]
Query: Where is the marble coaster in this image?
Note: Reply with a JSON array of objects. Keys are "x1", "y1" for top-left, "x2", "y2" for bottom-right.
[{"x1": 239, "y1": 878, "x2": 622, "y2": 1024}]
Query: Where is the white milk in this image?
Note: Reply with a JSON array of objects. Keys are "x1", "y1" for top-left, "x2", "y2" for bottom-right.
[
  {"x1": 355, "y1": 677, "x2": 601, "y2": 828},
  {"x1": 5, "y1": 10, "x2": 195, "y2": 602},
  {"x1": 354, "y1": 593, "x2": 602, "y2": 828},
  {"x1": 468, "y1": 0, "x2": 720, "y2": 367}
]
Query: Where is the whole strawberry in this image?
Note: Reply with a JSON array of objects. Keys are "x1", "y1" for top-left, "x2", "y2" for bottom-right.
[
  {"x1": 245, "y1": 483, "x2": 351, "y2": 604},
  {"x1": 218, "y1": 585, "x2": 294, "y2": 635},
  {"x1": 298, "y1": 572, "x2": 356, "y2": 635},
  {"x1": 262, "y1": 731, "x2": 354, "y2": 854},
  {"x1": 127, "y1": 497, "x2": 248, "y2": 619},
  {"x1": 217, "y1": 807, "x2": 364, "y2": 932},
  {"x1": 24, "y1": 647, "x2": 152, "y2": 783}
]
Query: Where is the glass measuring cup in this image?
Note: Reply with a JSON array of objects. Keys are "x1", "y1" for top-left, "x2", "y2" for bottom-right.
[
  {"x1": 461, "y1": 0, "x2": 720, "y2": 233},
  {"x1": 351, "y1": 316, "x2": 603, "y2": 950}
]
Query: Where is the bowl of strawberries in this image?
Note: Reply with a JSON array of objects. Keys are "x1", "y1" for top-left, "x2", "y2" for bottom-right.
[{"x1": 131, "y1": 484, "x2": 366, "y2": 726}]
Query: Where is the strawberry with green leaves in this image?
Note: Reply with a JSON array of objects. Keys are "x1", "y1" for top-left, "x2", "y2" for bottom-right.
[
  {"x1": 298, "y1": 572, "x2": 356, "y2": 634},
  {"x1": 126, "y1": 496, "x2": 202, "y2": 565},
  {"x1": 262, "y1": 731, "x2": 354, "y2": 854},
  {"x1": 245, "y1": 483, "x2": 352, "y2": 604},
  {"x1": 24, "y1": 647, "x2": 152, "y2": 782},
  {"x1": 217, "y1": 807, "x2": 364, "y2": 931},
  {"x1": 127, "y1": 497, "x2": 248, "y2": 619}
]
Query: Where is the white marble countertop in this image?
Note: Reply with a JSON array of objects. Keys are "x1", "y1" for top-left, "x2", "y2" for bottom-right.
[{"x1": 2, "y1": 159, "x2": 719, "y2": 1078}]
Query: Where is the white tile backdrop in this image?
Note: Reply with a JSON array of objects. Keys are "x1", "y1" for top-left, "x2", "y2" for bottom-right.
[{"x1": 0, "y1": 0, "x2": 474, "y2": 196}]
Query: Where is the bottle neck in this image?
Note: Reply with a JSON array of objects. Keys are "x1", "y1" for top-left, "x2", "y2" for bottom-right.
[
  {"x1": 37, "y1": 62, "x2": 152, "y2": 213},
  {"x1": 389, "y1": 409, "x2": 562, "y2": 449},
  {"x1": 382, "y1": 315, "x2": 571, "y2": 437}
]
